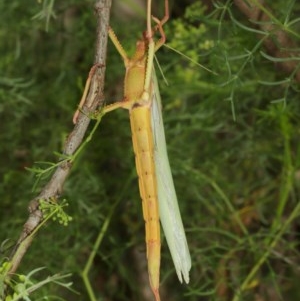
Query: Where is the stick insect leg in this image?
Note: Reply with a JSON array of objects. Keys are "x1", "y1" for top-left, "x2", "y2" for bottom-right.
[
  {"x1": 102, "y1": 99, "x2": 130, "y2": 114},
  {"x1": 73, "y1": 64, "x2": 100, "y2": 124},
  {"x1": 155, "y1": 0, "x2": 169, "y2": 28},
  {"x1": 152, "y1": 0, "x2": 169, "y2": 51},
  {"x1": 108, "y1": 27, "x2": 129, "y2": 66},
  {"x1": 142, "y1": 0, "x2": 169, "y2": 96}
]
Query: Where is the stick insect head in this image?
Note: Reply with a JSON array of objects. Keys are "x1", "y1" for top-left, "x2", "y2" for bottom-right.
[{"x1": 132, "y1": 32, "x2": 149, "y2": 62}]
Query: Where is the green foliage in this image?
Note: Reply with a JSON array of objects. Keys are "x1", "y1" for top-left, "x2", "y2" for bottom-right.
[
  {"x1": 39, "y1": 199, "x2": 73, "y2": 226},
  {"x1": 1, "y1": 0, "x2": 300, "y2": 301},
  {"x1": 1, "y1": 265, "x2": 73, "y2": 301}
]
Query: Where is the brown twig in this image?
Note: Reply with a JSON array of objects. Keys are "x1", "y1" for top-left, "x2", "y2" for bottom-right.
[
  {"x1": 8, "y1": 0, "x2": 112, "y2": 276},
  {"x1": 234, "y1": 0, "x2": 300, "y2": 82}
]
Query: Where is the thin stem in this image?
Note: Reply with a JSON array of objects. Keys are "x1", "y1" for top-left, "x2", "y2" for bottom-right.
[{"x1": 8, "y1": 0, "x2": 112, "y2": 277}]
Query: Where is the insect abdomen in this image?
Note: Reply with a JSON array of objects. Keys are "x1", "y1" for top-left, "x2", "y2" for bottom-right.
[{"x1": 130, "y1": 105, "x2": 161, "y2": 295}]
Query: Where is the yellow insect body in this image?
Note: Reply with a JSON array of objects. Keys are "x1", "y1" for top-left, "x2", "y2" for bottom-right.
[
  {"x1": 130, "y1": 105, "x2": 161, "y2": 298},
  {"x1": 102, "y1": 30, "x2": 162, "y2": 299}
]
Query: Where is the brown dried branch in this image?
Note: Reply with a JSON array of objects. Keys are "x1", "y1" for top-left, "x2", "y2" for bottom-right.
[
  {"x1": 8, "y1": 0, "x2": 112, "y2": 276},
  {"x1": 234, "y1": 0, "x2": 300, "y2": 82}
]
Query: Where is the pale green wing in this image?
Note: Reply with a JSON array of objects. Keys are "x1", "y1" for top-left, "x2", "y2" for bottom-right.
[{"x1": 150, "y1": 69, "x2": 191, "y2": 283}]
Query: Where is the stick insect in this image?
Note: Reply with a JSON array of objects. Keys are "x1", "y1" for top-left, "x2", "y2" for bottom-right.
[{"x1": 73, "y1": 1, "x2": 191, "y2": 300}]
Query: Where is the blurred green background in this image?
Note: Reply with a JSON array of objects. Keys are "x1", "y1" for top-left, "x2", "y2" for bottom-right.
[{"x1": 1, "y1": 0, "x2": 300, "y2": 300}]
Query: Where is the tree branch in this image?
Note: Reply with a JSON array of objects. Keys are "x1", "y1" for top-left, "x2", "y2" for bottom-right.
[{"x1": 8, "y1": 0, "x2": 112, "y2": 276}]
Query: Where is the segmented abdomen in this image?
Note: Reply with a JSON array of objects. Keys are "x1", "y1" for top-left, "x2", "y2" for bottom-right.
[{"x1": 129, "y1": 105, "x2": 161, "y2": 293}]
